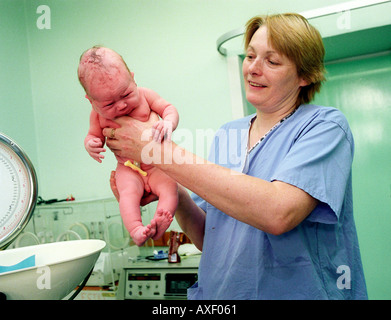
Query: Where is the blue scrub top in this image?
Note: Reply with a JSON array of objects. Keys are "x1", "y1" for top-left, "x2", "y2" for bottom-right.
[{"x1": 189, "y1": 105, "x2": 368, "y2": 300}]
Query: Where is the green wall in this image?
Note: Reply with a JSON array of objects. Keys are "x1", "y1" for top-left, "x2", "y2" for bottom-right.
[
  {"x1": 0, "y1": 1, "x2": 37, "y2": 167},
  {"x1": 1, "y1": 0, "x2": 389, "y2": 299},
  {"x1": 313, "y1": 53, "x2": 391, "y2": 299}
]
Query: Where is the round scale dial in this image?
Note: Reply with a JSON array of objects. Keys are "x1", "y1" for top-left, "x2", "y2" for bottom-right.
[{"x1": 0, "y1": 133, "x2": 38, "y2": 249}]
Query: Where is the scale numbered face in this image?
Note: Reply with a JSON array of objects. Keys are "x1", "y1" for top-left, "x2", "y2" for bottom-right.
[{"x1": 0, "y1": 133, "x2": 38, "y2": 249}]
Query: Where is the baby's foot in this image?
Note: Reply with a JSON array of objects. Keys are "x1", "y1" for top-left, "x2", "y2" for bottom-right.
[
  {"x1": 152, "y1": 209, "x2": 173, "y2": 240},
  {"x1": 130, "y1": 223, "x2": 156, "y2": 247}
]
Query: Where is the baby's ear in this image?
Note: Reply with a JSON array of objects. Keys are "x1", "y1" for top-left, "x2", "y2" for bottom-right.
[
  {"x1": 85, "y1": 94, "x2": 92, "y2": 104},
  {"x1": 131, "y1": 72, "x2": 137, "y2": 86}
]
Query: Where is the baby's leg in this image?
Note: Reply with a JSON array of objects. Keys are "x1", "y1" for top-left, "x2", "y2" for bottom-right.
[
  {"x1": 116, "y1": 164, "x2": 156, "y2": 246},
  {"x1": 148, "y1": 169, "x2": 178, "y2": 240}
]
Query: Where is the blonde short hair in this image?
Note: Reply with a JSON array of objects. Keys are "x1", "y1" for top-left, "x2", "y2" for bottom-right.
[{"x1": 244, "y1": 13, "x2": 326, "y2": 105}]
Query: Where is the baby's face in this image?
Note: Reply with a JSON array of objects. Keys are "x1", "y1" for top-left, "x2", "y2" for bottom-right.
[{"x1": 87, "y1": 66, "x2": 140, "y2": 120}]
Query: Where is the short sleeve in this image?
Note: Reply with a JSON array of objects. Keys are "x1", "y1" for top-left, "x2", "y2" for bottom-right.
[{"x1": 271, "y1": 119, "x2": 354, "y2": 224}]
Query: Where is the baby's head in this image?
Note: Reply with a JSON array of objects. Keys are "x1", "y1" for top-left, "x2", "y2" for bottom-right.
[
  {"x1": 78, "y1": 46, "x2": 133, "y2": 98},
  {"x1": 78, "y1": 46, "x2": 140, "y2": 119}
]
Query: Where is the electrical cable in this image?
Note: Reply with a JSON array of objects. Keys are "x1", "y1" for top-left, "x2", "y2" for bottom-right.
[
  {"x1": 67, "y1": 268, "x2": 94, "y2": 300},
  {"x1": 37, "y1": 195, "x2": 75, "y2": 205}
]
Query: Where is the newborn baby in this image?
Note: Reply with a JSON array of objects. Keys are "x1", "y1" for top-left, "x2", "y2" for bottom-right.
[{"x1": 78, "y1": 46, "x2": 178, "y2": 246}]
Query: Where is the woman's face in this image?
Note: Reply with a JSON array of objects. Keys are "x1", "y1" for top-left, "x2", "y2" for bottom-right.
[{"x1": 242, "y1": 26, "x2": 307, "y2": 113}]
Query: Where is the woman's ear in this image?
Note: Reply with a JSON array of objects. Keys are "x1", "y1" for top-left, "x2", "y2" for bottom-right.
[{"x1": 299, "y1": 77, "x2": 310, "y2": 87}]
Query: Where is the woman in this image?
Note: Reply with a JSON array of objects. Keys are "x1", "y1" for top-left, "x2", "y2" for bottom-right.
[{"x1": 104, "y1": 13, "x2": 367, "y2": 299}]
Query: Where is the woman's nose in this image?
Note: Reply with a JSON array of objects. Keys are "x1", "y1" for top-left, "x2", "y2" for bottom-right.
[{"x1": 248, "y1": 58, "x2": 263, "y2": 76}]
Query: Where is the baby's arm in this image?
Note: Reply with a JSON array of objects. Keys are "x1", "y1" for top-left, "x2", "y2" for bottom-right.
[
  {"x1": 85, "y1": 110, "x2": 106, "y2": 163},
  {"x1": 142, "y1": 88, "x2": 179, "y2": 142}
]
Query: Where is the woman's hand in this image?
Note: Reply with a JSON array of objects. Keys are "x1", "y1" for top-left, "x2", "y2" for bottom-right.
[{"x1": 103, "y1": 113, "x2": 158, "y2": 161}]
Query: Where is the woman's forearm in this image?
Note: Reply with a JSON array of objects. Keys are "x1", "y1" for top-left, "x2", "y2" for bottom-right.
[
  {"x1": 154, "y1": 141, "x2": 317, "y2": 236},
  {"x1": 156, "y1": 142, "x2": 275, "y2": 231}
]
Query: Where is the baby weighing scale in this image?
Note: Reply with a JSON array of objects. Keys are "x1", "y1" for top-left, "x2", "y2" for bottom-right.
[{"x1": 0, "y1": 132, "x2": 105, "y2": 299}]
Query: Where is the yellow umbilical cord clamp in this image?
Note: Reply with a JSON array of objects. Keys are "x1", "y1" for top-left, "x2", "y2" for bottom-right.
[{"x1": 124, "y1": 160, "x2": 148, "y2": 176}]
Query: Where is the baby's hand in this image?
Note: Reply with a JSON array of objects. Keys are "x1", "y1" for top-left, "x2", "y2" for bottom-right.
[
  {"x1": 85, "y1": 138, "x2": 106, "y2": 163},
  {"x1": 152, "y1": 120, "x2": 173, "y2": 142}
]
